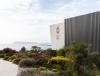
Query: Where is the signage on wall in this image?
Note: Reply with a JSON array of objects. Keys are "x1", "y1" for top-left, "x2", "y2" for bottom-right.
[
  {"x1": 56, "y1": 27, "x2": 60, "y2": 34},
  {"x1": 56, "y1": 26, "x2": 60, "y2": 39}
]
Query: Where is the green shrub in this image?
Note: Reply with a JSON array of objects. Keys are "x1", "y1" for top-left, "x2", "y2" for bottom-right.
[
  {"x1": 83, "y1": 69, "x2": 96, "y2": 76},
  {"x1": 52, "y1": 64, "x2": 61, "y2": 71},
  {"x1": 40, "y1": 70, "x2": 56, "y2": 76},
  {"x1": 45, "y1": 49, "x2": 56, "y2": 57},
  {"x1": 48, "y1": 56, "x2": 73, "y2": 70},
  {"x1": 48, "y1": 56, "x2": 73, "y2": 64},
  {"x1": 27, "y1": 53, "x2": 35, "y2": 58},
  {"x1": 39, "y1": 67, "x2": 47, "y2": 71},
  {"x1": 13, "y1": 58, "x2": 22, "y2": 64},
  {"x1": 3, "y1": 56, "x2": 10, "y2": 61},
  {"x1": 0, "y1": 54, "x2": 4, "y2": 58},
  {"x1": 8, "y1": 55, "x2": 16, "y2": 61},
  {"x1": 57, "y1": 49, "x2": 66, "y2": 56},
  {"x1": 35, "y1": 59, "x2": 48, "y2": 67},
  {"x1": 88, "y1": 54, "x2": 100, "y2": 70},
  {"x1": 18, "y1": 58, "x2": 36, "y2": 68},
  {"x1": 52, "y1": 69, "x2": 58, "y2": 72},
  {"x1": 57, "y1": 71, "x2": 73, "y2": 76}
]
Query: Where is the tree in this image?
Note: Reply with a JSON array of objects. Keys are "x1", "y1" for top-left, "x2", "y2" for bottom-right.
[
  {"x1": 57, "y1": 49, "x2": 66, "y2": 56},
  {"x1": 31, "y1": 46, "x2": 41, "y2": 52},
  {"x1": 2, "y1": 48, "x2": 17, "y2": 56},
  {"x1": 20, "y1": 46, "x2": 26, "y2": 52},
  {"x1": 45, "y1": 48, "x2": 56, "y2": 57}
]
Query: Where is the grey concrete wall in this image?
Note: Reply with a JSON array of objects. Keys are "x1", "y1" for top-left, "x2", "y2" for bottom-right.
[{"x1": 65, "y1": 11, "x2": 100, "y2": 53}]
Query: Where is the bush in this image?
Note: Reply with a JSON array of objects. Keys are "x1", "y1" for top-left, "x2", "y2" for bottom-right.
[
  {"x1": 88, "y1": 54, "x2": 100, "y2": 70},
  {"x1": 18, "y1": 58, "x2": 36, "y2": 68},
  {"x1": 27, "y1": 52, "x2": 35, "y2": 58},
  {"x1": 13, "y1": 58, "x2": 22, "y2": 64},
  {"x1": 57, "y1": 71, "x2": 73, "y2": 76},
  {"x1": 3, "y1": 56, "x2": 10, "y2": 61},
  {"x1": 39, "y1": 67, "x2": 47, "y2": 71},
  {"x1": 45, "y1": 48, "x2": 56, "y2": 57},
  {"x1": 8, "y1": 55, "x2": 16, "y2": 61},
  {"x1": 52, "y1": 69, "x2": 58, "y2": 72},
  {"x1": 40, "y1": 70, "x2": 56, "y2": 76},
  {"x1": 2, "y1": 48, "x2": 16, "y2": 56},
  {"x1": 48, "y1": 56, "x2": 73, "y2": 64},
  {"x1": 83, "y1": 69, "x2": 96, "y2": 76},
  {"x1": 0, "y1": 54, "x2": 4, "y2": 58},
  {"x1": 57, "y1": 49, "x2": 66, "y2": 56},
  {"x1": 20, "y1": 46, "x2": 26, "y2": 52},
  {"x1": 48, "y1": 56, "x2": 73, "y2": 70},
  {"x1": 17, "y1": 67, "x2": 41, "y2": 76}
]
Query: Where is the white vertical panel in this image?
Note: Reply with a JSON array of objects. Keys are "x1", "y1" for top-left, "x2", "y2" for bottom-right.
[{"x1": 50, "y1": 23, "x2": 65, "y2": 50}]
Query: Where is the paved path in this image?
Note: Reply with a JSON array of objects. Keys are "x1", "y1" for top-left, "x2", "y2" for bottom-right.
[{"x1": 0, "y1": 59, "x2": 18, "y2": 76}]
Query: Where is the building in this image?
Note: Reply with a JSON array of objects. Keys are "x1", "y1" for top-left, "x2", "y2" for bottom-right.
[{"x1": 51, "y1": 11, "x2": 100, "y2": 53}]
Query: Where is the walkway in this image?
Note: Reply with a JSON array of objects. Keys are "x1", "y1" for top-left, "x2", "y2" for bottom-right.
[{"x1": 0, "y1": 59, "x2": 18, "y2": 76}]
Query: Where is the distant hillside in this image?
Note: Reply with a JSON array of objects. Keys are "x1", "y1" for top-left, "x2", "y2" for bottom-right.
[{"x1": 0, "y1": 42, "x2": 52, "y2": 51}]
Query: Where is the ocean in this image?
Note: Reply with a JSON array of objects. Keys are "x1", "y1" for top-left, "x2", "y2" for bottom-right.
[{"x1": 0, "y1": 42, "x2": 52, "y2": 51}]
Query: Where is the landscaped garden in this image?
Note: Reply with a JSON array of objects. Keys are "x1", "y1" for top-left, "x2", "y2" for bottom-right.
[{"x1": 0, "y1": 43, "x2": 100, "y2": 76}]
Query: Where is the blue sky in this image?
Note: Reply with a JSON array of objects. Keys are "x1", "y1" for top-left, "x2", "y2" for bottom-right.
[
  {"x1": 0, "y1": 0, "x2": 100, "y2": 44},
  {"x1": 40, "y1": 0, "x2": 71, "y2": 11}
]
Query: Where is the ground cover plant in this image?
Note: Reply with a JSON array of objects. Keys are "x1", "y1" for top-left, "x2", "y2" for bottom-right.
[{"x1": 0, "y1": 43, "x2": 100, "y2": 76}]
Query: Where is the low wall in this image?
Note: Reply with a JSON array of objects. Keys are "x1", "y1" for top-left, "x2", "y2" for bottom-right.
[{"x1": 17, "y1": 68, "x2": 56, "y2": 76}]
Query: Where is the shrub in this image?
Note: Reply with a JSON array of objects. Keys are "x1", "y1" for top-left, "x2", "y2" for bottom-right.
[
  {"x1": 18, "y1": 58, "x2": 36, "y2": 68},
  {"x1": 57, "y1": 70, "x2": 74, "y2": 76},
  {"x1": 57, "y1": 49, "x2": 66, "y2": 56},
  {"x1": 20, "y1": 46, "x2": 26, "y2": 52},
  {"x1": 48, "y1": 56, "x2": 73, "y2": 64},
  {"x1": 27, "y1": 52, "x2": 35, "y2": 58},
  {"x1": 83, "y1": 69, "x2": 96, "y2": 76},
  {"x1": 48, "y1": 56, "x2": 73, "y2": 70},
  {"x1": 0, "y1": 54, "x2": 4, "y2": 58},
  {"x1": 3, "y1": 56, "x2": 10, "y2": 61},
  {"x1": 45, "y1": 48, "x2": 56, "y2": 57},
  {"x1": 40, "y1": 70, "x2": 56, "y2": 76},
  {"x1": 88, "y1": 54, "x2": 100, "y2": 70},
  {"x1": 52, "y1": 69, "x2": 58, "y2": 72},
  {"x1": 2, "y1": 48, "x2": 16, "y2": 56},
  {"x1": 17, "y1": 67, "x2": 41, "y2": 76},
  {"x1": 8, "y1": 55, "x2": 16, "y2": 61},
  {"x1": 35, "y1": 58, "x2": 48, "y2": 67},
  {"x1": 34, "y1": 53, "x2": 46, "y2": 59},
  {"x1": 39, "y1": 67, "x2": 47, "y2": 71},
  {"x1": 13, "y1": 58, "x2": 22, "y2": 64}
]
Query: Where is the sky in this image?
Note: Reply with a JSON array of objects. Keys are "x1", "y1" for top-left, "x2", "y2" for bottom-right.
[{"x1": 0, "y1": 0, "x2": 100, "y2": 44}]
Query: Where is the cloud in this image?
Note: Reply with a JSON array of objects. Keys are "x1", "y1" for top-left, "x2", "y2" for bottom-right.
[
  {"x1": 40, "y1": 0, "x2": 72, "y2": 11},
  {"x1": 0, "y1": 0, "x2": 62, "y2": 43},
  {"x1": 56, "y1": 0, "x2": 100, "y2": 18},
  {"x1": 0, "y1": 0, "x2": 99, "y2": 43},
  {"x1": 0, "y1": 0, "x2": 39, "y2": 10},
  {"x1": 0, "y1": 0, "x2": 41, "y2": 43}
]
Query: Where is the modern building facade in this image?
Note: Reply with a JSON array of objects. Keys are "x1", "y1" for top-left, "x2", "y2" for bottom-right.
[{"x1": 51, "y1": 11, "x2": 100, "y2": 53}]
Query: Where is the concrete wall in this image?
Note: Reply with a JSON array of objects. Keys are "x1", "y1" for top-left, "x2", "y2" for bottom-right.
[
  {"x1": 50, "y1": 23, "x2": 65, "y2": 50},
  {"x1": 65, "y1": 11, "x2": 100, "y2": 53}
]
